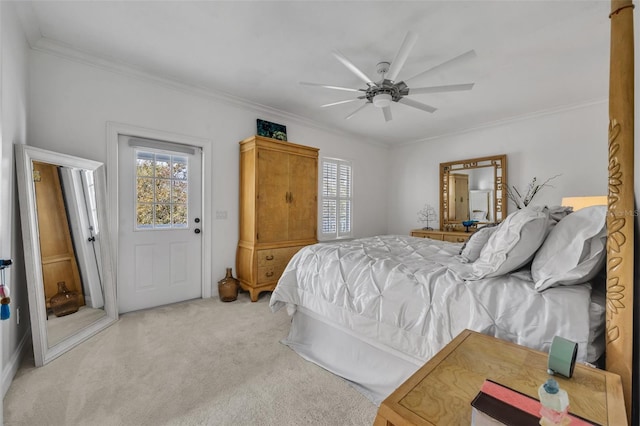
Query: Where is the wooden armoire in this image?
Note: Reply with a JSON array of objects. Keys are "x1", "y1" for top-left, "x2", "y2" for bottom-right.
[
  {"x1": 33, "y1": 161, "x2": 85, "y2": 312},
  {"x1": 447, "y1": 173, "x2": 470, "y2": 222},
  {"x1": 236, "y1": 136, "x2": 318, "y2": 301}
]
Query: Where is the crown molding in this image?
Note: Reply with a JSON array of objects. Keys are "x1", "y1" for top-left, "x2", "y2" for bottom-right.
[
  {"x1": 28, "y1": 36, "x2": 389, "y2": 148},
  {"x1": 399, "y1": 98, "x2": 608, "y2": 147}
]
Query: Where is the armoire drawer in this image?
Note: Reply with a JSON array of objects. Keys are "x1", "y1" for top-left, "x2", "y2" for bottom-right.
[
  {"x1": 257, "y1": 246, "x2": 302, "y2": 267},
  {"x1": 256, "y1": 265, "x2": 287, "y2": 284}
]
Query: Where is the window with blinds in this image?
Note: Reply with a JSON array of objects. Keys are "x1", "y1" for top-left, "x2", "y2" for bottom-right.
[{"x1": 321, "y1": 158, "x2": 352, "y2": 239}]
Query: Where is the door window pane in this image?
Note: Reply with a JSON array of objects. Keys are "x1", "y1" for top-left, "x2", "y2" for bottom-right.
[
  {"x1": 172, "y1": 181, "x2": 188, "y2": 204},
  {"x1": 137, "y1": 204, "x2": 153, "y2": 229},
  {"x1": 173, "y1": 204, "x2": 188, "y2": 227},
  {"x1": 137, "y1": 178, "x2": 154, "y2": 203}
]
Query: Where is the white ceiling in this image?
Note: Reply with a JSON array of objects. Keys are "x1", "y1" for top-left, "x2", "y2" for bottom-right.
[{"x1": 16, "y1": 0, "x2": 610, "y2": 146}]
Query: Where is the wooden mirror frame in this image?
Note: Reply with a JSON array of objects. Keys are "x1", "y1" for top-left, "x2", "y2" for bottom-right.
[
  {"x1": 15, "y1": 144, "x2": 118, "y2": 366},
  {"x1": 439, "y1": 154, "x2": 507, "y2": 230}
]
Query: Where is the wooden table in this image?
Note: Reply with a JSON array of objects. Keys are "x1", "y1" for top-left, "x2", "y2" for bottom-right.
[{"x1": 374, "y1": 329, "x2": 627, "y2": 426}]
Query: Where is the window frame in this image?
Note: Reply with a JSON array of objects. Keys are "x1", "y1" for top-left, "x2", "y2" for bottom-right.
[{"x1": 319, "y1": 156, "x2": 353, "y2": 240}]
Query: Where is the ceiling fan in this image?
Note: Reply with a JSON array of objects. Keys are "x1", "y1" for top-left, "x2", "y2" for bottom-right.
[{"x1": 300, "y1": 32, "x2": 476, "y2": 122}]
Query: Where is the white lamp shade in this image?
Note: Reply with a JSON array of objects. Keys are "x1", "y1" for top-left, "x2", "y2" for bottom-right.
[
  {"x1": 373, "y1": 93, "x2": 392, "y2": 108},
  {"x1": 561, "y1": 196, "x2": 607, "y2": 211}
]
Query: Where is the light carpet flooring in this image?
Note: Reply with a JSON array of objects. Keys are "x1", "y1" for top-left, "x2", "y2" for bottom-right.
[{"x1": 4, "y1": 294, "x2": 378, "y2": 425}]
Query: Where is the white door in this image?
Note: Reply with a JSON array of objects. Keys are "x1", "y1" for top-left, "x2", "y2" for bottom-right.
[{"x1": 118, "y1": 135, "x2": 202, "y2": 313}]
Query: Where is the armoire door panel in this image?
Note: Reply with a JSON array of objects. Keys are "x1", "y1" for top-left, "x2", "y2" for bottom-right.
[
  {"x1": 257, "y1": 149, "x2": 290, "y2": 242},
  {"x1": 288, "y1": 154, "x2": 317, "y2": 241}
]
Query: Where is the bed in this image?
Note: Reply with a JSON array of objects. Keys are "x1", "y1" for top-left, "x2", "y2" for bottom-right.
[
  {"x1": 271, "y1": 1, "x2": 635, "y2": 421},
  {"x1": 270, "y1": 206, "x2": 607, "y2": 404}
]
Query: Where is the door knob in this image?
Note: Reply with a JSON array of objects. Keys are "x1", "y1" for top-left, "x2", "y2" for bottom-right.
[
  {"x1": 194, "y1": 228, "x2": 201, "y2": 234},
  {"x1": 194, "y1": 218, "x2": 200, "y2": 223}
]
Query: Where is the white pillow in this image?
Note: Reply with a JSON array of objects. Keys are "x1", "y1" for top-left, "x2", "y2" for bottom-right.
[
  {"x1": 469, "y1": 207, "x2": 552, "y2": 279},
  {"x1": 532, "y1": 205, "x2": 607, "y2": 292},
  {"x1": 459, "y1": 225, "x2": 499, "y2": 263}
]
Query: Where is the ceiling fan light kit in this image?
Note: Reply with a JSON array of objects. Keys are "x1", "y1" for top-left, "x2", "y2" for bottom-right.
[
  {"x1": 301, "y1": 31, "x2": 476, "y2": 122},
  {"x1": 373, "y1": 93, "x2": 392, "y2": 108}
]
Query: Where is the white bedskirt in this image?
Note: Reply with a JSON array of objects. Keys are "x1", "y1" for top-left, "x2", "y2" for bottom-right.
[{"x1": 281, "y1": 306, "x2": 422, "y2": 405}]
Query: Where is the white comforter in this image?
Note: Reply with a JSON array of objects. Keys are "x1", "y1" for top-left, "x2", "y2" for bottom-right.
[{"x1": 270, "y1": 235, "x2": 598, "y2": 363}]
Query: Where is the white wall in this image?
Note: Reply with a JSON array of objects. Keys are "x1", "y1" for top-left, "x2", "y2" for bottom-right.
[
  {"x1": 1, "y1": 0, "x2": 31, "y2": 406},
  {"x1": 387, "y1": 101, "x2": 608, "y2": 234},
  {"x1": 27, "y1": 49, "x2": 390, "y2": 294}
]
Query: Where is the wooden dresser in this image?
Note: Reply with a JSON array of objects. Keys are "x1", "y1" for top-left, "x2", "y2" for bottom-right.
[
  {"x1": 236, "y1": 136, "x2": 319, "y2": 302},
  {"x1": 375, "y1": 329, "x2": 626, "y2": 426},
  {"x1": 410, "y1": 229, "x2": 472, "y2": 243}
]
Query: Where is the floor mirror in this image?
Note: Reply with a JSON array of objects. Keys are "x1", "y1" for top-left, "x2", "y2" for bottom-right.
[{"x1": 15, "y1": 144, "x2": 118, "y2": 366}]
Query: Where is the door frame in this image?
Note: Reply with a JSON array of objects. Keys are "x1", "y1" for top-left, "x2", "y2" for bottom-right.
[{"x1": 106, "y1": 122, "x2": 212, "y2": 299}]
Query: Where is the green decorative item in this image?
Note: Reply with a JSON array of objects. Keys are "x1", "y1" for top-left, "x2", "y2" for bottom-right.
[
  {"x1": 257, "y1": 119, "x2": 287, "y2": 141},
  {"x1": 547, "y1": 335, "x2": 578, "y2": 378}
]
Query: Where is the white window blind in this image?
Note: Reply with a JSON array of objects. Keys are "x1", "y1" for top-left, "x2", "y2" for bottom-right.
[{"x1": 321, "y1": 158, "x2": 352, "y2": 239}]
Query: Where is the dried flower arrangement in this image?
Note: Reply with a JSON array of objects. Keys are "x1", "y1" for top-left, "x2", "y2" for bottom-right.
[{"x1": 505, "y1": 175, "x2": 561, "y2": 209}]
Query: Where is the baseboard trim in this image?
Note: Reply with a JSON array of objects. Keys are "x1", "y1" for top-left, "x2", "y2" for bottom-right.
[{"x1": 2, "y1": 330, "x2": 31, "y2": 398}]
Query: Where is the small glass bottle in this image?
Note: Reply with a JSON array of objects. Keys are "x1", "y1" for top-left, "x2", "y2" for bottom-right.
[{"x1": 538, "y1": 378, "x2": 570, "y2": 426}]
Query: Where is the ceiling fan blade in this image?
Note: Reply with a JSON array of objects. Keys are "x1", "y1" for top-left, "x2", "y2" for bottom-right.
[
  {"x1": 386, "y1": 31, "x2": 418, "y2": 82},
  {"x1": 409, "y1": 83, "x2": 475, "y2": 95},
  {"x1": 398, "y1": 97, "x2": 437, "y2": 113},
  {"x1": 405, "y1": 50, "x2": 477, "y2": 83},
  {"x1": 332, "y1": 50, "x2": 375, "y2": 86},
  {"x1": 321, "y1": 99, "x2": 362, "y2": 108},
  {"x1": 345, "y1": 102, "x2": 370, "y2": 120},
  {"x1": 300, "y1": 82, "x2": 361, "y2": 92},
  {"x1": 382, "y1": 106, "x2": 393, "y2": 122}
]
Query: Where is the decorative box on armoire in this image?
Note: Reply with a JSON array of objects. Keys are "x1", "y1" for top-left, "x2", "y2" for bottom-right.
[{"x1": 236, "y1": 136, "x2": 319, "y2": 302}]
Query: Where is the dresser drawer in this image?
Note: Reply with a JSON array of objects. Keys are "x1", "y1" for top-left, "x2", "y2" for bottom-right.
[
  {"x1": 257, "y1": 246, "x2": 302, "y2": 267},
  {"x1": 443, "y1": 234, "x2": 468, "y2": 243},
  {"x1": 411, "y1": 231, "x2": 444, "y2": 240}
]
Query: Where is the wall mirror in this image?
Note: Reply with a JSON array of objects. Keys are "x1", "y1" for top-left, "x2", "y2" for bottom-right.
[
  {"x1": 15, "y1": 144, "x2": 118, "y2": 367},
  {"x1": 439, "y1": 154, "x2": 507, "y2": 230}
]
